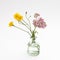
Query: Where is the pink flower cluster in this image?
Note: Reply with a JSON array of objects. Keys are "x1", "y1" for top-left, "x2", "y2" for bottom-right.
[{"x1": 33, "y1": 13, "x2": 46, "y2": 28}]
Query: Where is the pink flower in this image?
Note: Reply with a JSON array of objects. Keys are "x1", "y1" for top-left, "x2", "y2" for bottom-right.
[
  {"x1": 33, "y1": 20, "x2": 39, "y2": 27},
  {"x1": 33, "y1": 17, "x2": 46, "y2": 28},
  {"x1": 38, "y1": 18, "x2": 46, "y2": 28},
  {"x1": 34, "y1": 13, "x2": 40, "y2": 18}
]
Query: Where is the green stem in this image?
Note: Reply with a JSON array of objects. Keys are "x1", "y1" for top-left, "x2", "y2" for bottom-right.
[
  {"x1": 34, "y1": 26, "x2": 36, "y2": 32},
  {"x1": 23, "y1": 20, "x2": 30, "y2": 27},
  {"x1": 31, "y1": 31, "x2": 35, "y2": 40},
  {"x1": 31, "y1": 27, "x2": 36, "y2": 40},
  {"x1": 18, "y1": 21, "x2": 30, "y2": 30},
  {"x1": 25, "y1": 13, "x2": 31, "y2": 32},
  {"x1": 13, "y1": 25, "x2": 31, "y2": 36}
]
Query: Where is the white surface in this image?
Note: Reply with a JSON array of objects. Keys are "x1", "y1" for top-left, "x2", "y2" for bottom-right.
[{"x1": 0, "y1": 0, "x2": 60, "y2": 60}]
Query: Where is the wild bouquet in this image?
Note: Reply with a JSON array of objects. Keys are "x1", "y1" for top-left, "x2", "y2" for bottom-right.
[
  {"x1": 9, "y1": 12, "x2": 46, "y2": 41},
  {"x1": 8, "y1": 11, "x2": 47, "y2": 56}
]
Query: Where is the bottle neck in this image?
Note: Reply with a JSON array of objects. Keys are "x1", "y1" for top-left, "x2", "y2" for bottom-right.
[
  {"x1": 30, "y1": 30, "x2": 36, "y2": 43},
  {"x1": 32, "y1": 40, "x2": 35, "y2": 43},
  {"x1": 31, "y1": 37, "x2": 36, "y2": 43}
]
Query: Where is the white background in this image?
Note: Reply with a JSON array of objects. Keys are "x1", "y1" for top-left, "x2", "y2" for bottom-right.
[{"x1": 0, "y1": 0, "x2": 60, "y2": 60}]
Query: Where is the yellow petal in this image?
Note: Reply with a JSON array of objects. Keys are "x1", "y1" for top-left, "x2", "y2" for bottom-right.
[
  {"x1": 14, "y1": 13, "x2": 23, "y2": 21},
  {"x1": 9, "y1": 22, "x2": 14, "y2": 27}
]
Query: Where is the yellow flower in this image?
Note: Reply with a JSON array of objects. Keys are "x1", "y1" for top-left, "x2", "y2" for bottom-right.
[
  {"x1": 9, "y1": 22, "x2": 14, "y2": 27},
  {"x1": 14, "y1": 13, "x2": 23, "y2": 21}
]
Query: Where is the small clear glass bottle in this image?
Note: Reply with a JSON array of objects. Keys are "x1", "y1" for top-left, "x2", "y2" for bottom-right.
[{"x1": 27, "y1": 39, "x2": 40, "y2": 56}]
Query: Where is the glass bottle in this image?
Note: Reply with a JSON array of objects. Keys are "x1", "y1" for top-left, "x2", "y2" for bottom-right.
[{"x1": 27, "y1": 38, "x2": 40, "y2": 56}]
